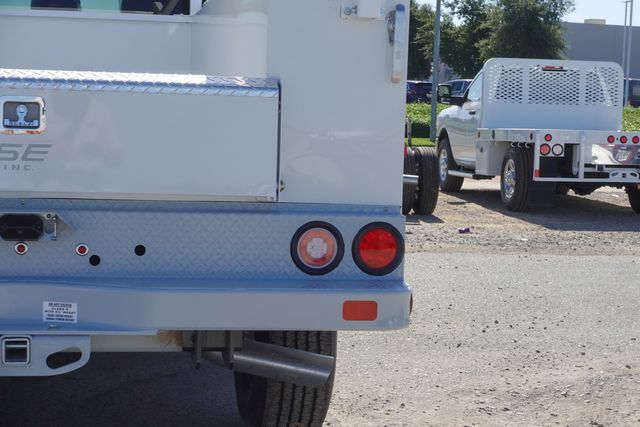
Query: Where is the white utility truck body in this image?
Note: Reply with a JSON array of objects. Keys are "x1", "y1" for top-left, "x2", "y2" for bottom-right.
[
  {"x1": 436, "y1": 58, "x2": 640, "y2": 212},
  {"x1": 0, "y1": 1, "x2": 411, "y2": 424}
]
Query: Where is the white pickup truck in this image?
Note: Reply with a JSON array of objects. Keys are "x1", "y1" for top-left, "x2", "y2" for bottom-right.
[
  {"x1": 436, "y1": 58, "x2": 640, "y2": 212},
  {"x1": 0, "y1": 1, "x2": 412, "y2": 425}
]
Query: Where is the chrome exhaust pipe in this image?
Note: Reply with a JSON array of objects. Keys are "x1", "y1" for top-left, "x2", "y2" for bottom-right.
[
  {"x1": 203, "y1": 339, "x2": 335, "y2": 387},
  {"x1": 403, "y1": 174, "x2": 419, "y2": 185}
]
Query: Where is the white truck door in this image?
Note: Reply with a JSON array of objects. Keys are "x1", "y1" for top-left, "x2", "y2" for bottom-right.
[{"x1": 457, "y1": 73, "x2": 483, "y2": 168}]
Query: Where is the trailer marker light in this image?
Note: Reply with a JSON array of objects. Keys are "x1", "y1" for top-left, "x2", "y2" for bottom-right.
[
  {"x1": 607, "y1": 135, "x2": 615, "y2": 143},
  {"x1": 14, "y1": 242, "x2": 28, "y2": 255},
  {"x1": 343, "y1": 300, "x2": 378, "y2": 321},
  {"x1": 75, "y1": 244, "x2": 89, "y2": 256},
  {"x1": 534, "y1": 169, "x2": 540, "y2": 177},
  {"x1": 634, "y1": 136, "x2": 640, "y2": 144},
  {"x1": 353, "y1": 223, "x2": 404, "y2": 276},
  {"x1": 291, "y1": 222, "x2": 344, "y2": 275},
  {"x1": 544, "y1": 134, "x2": 553, "y2": 142},
  {"x1": 540, "y1": 144, "x2": 551, "y2": 156},
  {"x1": 620, "y1": 136, "x2": 628, "y2": 144},
  {"x1": 552, "y1": 144, "x2": 564, "y2": 156}
]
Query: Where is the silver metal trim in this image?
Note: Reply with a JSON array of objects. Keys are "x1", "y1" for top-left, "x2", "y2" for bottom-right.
[
  {"x1": 389, "y1": 4, "x2": 406, "y2": 84},
  {"x1": 0, "y1": 69, "x2": 279, "y2": 98}
]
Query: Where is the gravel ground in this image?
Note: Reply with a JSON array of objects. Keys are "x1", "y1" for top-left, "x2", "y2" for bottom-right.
[
  {"x1": 327, "y1": 180, "x2": 640, "y2": 427},
  {"x1": 1, "y1": 180, "x2": 639, "y2": 426}
]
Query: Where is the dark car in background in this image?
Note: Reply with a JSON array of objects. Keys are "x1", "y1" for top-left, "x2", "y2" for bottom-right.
[
  {"x1": 627, "y1": 79, "x2": 640, "y2": 107},
  {"x1": 406, "y1": 81, "x2": 432, "y2": 103},
  {"x1": 447, "y1": 79, "x2": 473, "y2": 97}
]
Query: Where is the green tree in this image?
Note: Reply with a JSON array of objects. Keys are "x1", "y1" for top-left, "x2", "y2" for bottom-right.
[
  {"x1": 408, "y1": 1, "x2": 434, "y2": 80},
  {"x1": 442, "y1": 0, "x2": 493, "y2": 78},
  {"x1": 480, "y1": 0, "x2": 575, "y2": 60}
]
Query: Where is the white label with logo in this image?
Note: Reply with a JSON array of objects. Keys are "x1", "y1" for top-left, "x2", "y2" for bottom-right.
[{"x1": 43, "y1": 301, "x2": 78, "y2": 323}]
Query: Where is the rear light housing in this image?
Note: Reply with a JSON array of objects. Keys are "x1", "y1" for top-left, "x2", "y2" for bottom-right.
[
  {"x1": 352, "y1": 222, "x2": 404, "y2": 276},
  {"x1": 540, "y1": 143, "x2": 551, "y2": 156},
  {"x1": 607, "y1": 135, "x2": 615, "y2": 143},
  {"x1": 544, "y1": 134, "x2": 553, "y2": 142},
  {"x1": 552, "y1": 144, "x2": 564, "y2": 156},
  {"x1": 620, "y1": 135, "x2": 628, "y2": 144},
  {"x1": 634, "y1": 136, "x2": 640, "y2": 144},
  {"x1": 291, "y1": 222, "x2": 344, "y2": 275}
]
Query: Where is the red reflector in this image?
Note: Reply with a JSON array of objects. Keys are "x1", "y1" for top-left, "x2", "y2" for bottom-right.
[
  {"x1": 404, "y1": 145, "x2": 408, "y2": 157},
  {"x1": 14, "y1": 242, "x2": 28, "y2": 255},
  {"x1": 621, "y1": 136, "x2": 628, "y2": 144},
  {"x1": 343, "y1": 300, "x2": 378, "y2": 321},
  {"x1": 534, "y1": 169, "x2": 540, "y2": 177},
  {"x1": 634, "y1": 136, "x2": 640, "y2": 144},
  {"x1": 75, "y1": 244, "x2": 89, "y2": 256},
  {"x1": 540, "y1": 143, "x2": 551, "y2": 156},
  {"x1": 607, "y1": 135, "x2": 615, "y2": 143},
  {"x1": 544, "y1": 134, "x2": 553, "y2": 142},
  {"x1": 358, "y1": 228, "x2": 398, "y2": 270}
]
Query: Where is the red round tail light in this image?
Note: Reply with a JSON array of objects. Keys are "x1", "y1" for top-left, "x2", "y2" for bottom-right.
[
  {"x1": 540, "y1": 144, "x2": 551, "y2": 156},
  {"x1": 633, "y1": 136, "x2": 640, "y2": 144},
  {"x1": 353, "y1": 223, "x2": 404, "y2": 276},
  {"x1": 544, "y1": 134, "x2": 553, "y2": 142},
  {"x1": 620, "y1": 136, "x2": 628, "y2": 144},
  {"x1": 14, "y1": 242, "x2": 28, "y2": 255},
  {"x1": 291, "y1": 222, "x2": 344, "y2": 275},
  {"x1": 607, "y1": 135, "x2": 615, "y2": 143}
]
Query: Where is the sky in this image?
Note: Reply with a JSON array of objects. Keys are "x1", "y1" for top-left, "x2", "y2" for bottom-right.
[{"x1": 416, "y1": 0, "x2": 636, "y2": 26}]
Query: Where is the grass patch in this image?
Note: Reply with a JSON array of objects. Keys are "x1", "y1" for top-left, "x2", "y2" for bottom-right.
[
  {"x1": 623, "y1": 107, "x2": 640, "y2": 131},
  {"x1": 405, "y1": 137, "x2": 434, "y2": 147}
]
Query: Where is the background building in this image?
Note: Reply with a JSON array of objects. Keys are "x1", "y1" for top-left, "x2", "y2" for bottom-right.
[{"x1": 564, "y1": 20, "x2": 640, "y2": 78}]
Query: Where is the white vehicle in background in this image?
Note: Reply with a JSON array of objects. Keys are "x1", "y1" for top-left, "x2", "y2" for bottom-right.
[
  {"x1": 436, "y1": 58, "x2": 640, "y2": 212},
  {"x1": 0, "y1": 1, "x2": 412, "y2": 425}
]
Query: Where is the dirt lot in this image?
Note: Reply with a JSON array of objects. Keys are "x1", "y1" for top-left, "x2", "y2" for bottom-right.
[{"x1": 326, "y1": 180, "x2": 640, "y2": 427}]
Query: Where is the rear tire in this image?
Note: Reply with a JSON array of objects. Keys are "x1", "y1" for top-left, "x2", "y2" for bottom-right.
[
  {"x1": 234, "y1": 331, "x2": 336, "y2": 427},
  {"x1": 402, "y1": 148, "x2": 417, "y2": 215},
  {"x1": 437, "y1": 137, "x2": 464, "y2": 192},
  {"x1": 501, "y1": 147, "x2": 533, "y2": 212},
  {"x1": 413, "y1": 146, "x2": 440, "y2": 215},
  {"x1": 627, "y1": 185, "x2": 640, "y2": 214}
]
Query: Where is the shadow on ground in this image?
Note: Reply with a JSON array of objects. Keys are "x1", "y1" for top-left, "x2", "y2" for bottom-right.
[
  {"x1": 410, "y1": 188, "x2": 640, "y2": 233},
  {"x1": 0, "y1": 353, "x2": 244, "y2": 427}
]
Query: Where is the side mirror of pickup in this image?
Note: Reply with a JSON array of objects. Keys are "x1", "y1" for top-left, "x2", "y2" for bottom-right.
[
  {"x1": 437, "y1": 84, "x2": 466, "y2": 106},
  {"x1": 437, "y1": 84, "x2": 452, "y2": 104}
]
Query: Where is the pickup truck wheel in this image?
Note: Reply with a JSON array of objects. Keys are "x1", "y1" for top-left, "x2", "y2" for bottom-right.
[
  {"x1": 626, "y1": 185, "x2": 640, "y2": 213},
  {"x1": 501, "y1": 147, "x2": 532, "y2": 212},
  {"x1": 234, "y1": 331, "x2": 336, "y2": 427},
  {"x1": 438, "y1": 138, "x2": 464, "y2": 192},
  {"x1": 402, "y1": 148, "x2": 417, "y2": 215},
  {"x1": 413, "y1": 147, "x2": 439, "y2": 215}
]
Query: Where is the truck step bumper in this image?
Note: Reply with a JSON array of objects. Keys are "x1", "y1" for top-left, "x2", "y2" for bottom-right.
[{"x1": 0, "y1": 278, "x2": 411, "y2": 334}]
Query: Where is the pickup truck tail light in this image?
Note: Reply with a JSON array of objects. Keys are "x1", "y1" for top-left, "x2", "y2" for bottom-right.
[
  {"x1": 291, "y1": 222, "x2": 344, "y2": 275},
  {"x1": 353, "y1": 223, "x2": 403, "y2": 276}
]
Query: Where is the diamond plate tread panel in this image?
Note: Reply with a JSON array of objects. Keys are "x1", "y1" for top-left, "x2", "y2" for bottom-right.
[
  {"x1": 0, "y1": 69, "x2": 279, "y2": 98},
  {"x1": 0, "y1": 200, "x2": 403, "y2": 282}
]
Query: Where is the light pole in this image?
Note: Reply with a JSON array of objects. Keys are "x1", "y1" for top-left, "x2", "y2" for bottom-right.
[
  {"x1": 430, "y1": 0, "x2": 442, "y2": 142},
  {"x1": 624, "y1": 0, "x2": 635, "y2": 105}
]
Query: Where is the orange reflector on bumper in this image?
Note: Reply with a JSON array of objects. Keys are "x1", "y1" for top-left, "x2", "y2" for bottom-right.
[{"x1": 343, "y1": 300, "x2": 378, "y2": 321}]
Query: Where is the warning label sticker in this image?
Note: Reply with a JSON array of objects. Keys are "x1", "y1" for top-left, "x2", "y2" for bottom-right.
[{"x1": 43, "y1": 301, "x2": 78, "y2": 323}]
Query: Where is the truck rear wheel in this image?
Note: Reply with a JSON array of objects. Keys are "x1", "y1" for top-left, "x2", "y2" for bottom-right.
[
  {"x1": 234, "y1": 331, "x2": 336, "y2": 427},
  {"x1": 438, "y1": 137, "x2": 464, "y2": 192},
  {"x1": 402, "y1": 147, "x2": 417, "y2": 215},
  {"x1": 626, "y1": 185, "x2": 640, "y2": 214},
  {"x1": 413, "y1": 146, "x2": 440, "y2": 215},
  {"x1": 501, "y1": 147, "x2": 532, "y2": 212}
]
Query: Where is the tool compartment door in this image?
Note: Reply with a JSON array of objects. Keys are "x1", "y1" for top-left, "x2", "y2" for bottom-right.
[{"x1": 0, "y1": 70, "x2": 280, "y2": 202}]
